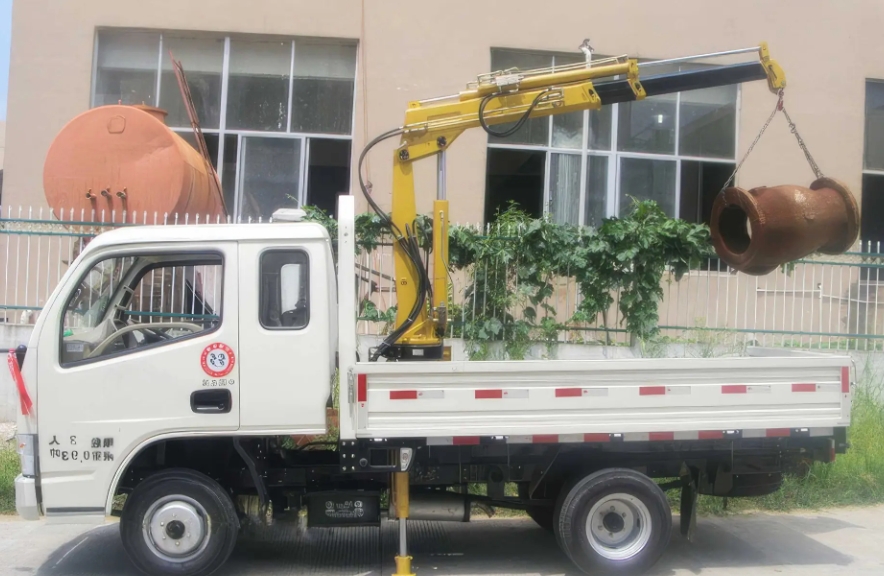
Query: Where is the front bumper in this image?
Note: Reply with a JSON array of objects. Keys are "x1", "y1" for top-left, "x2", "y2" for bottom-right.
[{"x1": 15, "y1": 475, "x2": 40, "y2": 520}]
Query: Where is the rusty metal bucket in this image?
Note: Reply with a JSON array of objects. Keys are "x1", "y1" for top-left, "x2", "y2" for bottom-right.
[{"x1": 710, "y1": 177, "x2": 859, "y2": 275}]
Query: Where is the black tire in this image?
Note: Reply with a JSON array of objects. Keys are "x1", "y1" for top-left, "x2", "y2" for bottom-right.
[
  {"x1": 526, "y1": 505, "x2": 555, "y2": 531},
  {"x1": 554, "y1": 468, "x2": 672, "y2": 575},
  {"x1": 120, "y1": 468, "x2": 239, "y2": 576}
]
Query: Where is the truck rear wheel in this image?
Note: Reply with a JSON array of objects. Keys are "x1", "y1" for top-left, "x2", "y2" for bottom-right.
[
  {"x1": 554, "y1": 468, "x2": 671, "y2": 575},
  {"x1": 120, "y1": 468, "x2": 239, "y2": 576}
]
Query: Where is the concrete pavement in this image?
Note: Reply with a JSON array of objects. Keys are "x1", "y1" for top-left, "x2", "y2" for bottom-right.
[{"x1": 1, "y1": 505, "x2": 883, "y2": 575}]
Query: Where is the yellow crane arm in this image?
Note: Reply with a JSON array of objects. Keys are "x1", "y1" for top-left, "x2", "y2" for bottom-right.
[{"x1": 366, "y1": 43, "x2": 785, "y2": 361}]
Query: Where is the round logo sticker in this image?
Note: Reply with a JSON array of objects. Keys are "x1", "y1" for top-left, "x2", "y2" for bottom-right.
[{"x1": 201, "y1": 343, "x2": 236, "y2": 377}]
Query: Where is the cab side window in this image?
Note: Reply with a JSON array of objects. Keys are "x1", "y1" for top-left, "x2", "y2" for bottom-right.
[
  {"x1": 260, "y1": 250, "x2": 309, "y2": 329},
  {"x1": 60, "y1": 254, "x2": 223, "y2": 364}
]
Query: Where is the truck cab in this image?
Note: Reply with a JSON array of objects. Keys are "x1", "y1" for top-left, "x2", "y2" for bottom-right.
[{"x1": 15, "y1": 218, "x2": 337, "y2": 522}]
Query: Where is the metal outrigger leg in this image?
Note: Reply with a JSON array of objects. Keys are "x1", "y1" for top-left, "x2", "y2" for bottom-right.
[{"x1": 392, "y1": 448, "x2": 415, "y2": 576}]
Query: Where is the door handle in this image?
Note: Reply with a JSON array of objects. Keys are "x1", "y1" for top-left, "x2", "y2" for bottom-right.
[{"x1": 190, "y1": 389, "x2": 232, "y2": 414}]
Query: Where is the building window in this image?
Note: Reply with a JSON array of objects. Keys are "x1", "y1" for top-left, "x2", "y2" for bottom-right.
[
  {"x1": 863, "y1": 81, "x2": 884, "y2": 250},
  {"x1": 92, "y1": 30, "x2": 357, "y2": 220},
  {"x1": 484, "y1": 49, "x2": 737, "y2": 227},
  {"x1": 259, "y1": 250, "x2": 310, "y2": 329}
]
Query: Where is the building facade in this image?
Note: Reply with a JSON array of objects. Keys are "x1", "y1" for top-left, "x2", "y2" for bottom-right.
[{"x1": 4, "y1": 0, "x2": 884, "y2": 233}]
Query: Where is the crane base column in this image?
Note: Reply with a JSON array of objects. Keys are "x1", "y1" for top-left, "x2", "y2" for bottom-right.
[
  {"x1": 392, "y1": 471, "x2": 415, "y2": 576},
  {"x1": 394, "y1": 554, "x2": 415, "y2": 576}
]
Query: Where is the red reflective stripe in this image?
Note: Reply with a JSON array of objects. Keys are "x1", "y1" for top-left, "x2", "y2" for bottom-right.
[
  {"x1": 475, "y1": 389, "x2": 503, "y2": 399},
  {"x1": 792, "y1": 383, "x2": 817, "y2": 393},
  {"x1": 722, "y1": 385, "x2": 747, "y2": 394},
  {"x1": 452, "y1": 436, "x2": 480, "y2": 446},
  {"x1": 766, "y1": 428, "x2": 791, "y2": 437},
  {"x1": 7, "y1": 351, "x2": 32, "y2": 416},
  {"x1": 842, "y1": 366, "x2": 850, "y2": 393},
  {"x1": 640, "y1": 386, "x2": 666, "y2": 396},
  {"x1": 649, "y1": 432, "x2": 674, "y2": 441},
  {"x1": 555, "y1": 388, "x2": 582, "y2": 398},
  {"x1": 699, "y1": 430, "x2": 724, "y2": 440},
  {"x1": 583, "y1": 433, "x2": 610, "y2": 443},
  {"x1": 390, "y1": 390, "x2": 418, "y2": 400},
  {"x1": 532, "y1": 434, "x2": 559, "y2": 444},
  {"x1": 357, "y1": 374, "x2": 367, "y2": 403}
]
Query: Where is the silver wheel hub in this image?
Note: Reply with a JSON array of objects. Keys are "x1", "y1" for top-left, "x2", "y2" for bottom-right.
[
  {"x1": 586, "y1": 493, "x2": 652, "y2": 561},
  {"x1": 143, "y1": 496, "x2": 210, "y2": 562}
]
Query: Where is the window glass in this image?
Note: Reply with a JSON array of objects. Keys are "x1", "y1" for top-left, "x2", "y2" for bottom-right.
[
  {"x1": 584, "y1": 155, "x2": 609, "y2": 228},
  {"x1": 550, "y1": 53, "x2": 586, "y2": 149},
  {"x1": 307, "y1": 138, "x2": 352, "y2": 217},
  {"x1": 552, "y1": 112, "x2": 583, "y2": 149},
  {"x1": 865, "y1": 81, "x2": 884, "y2": 170},
  {"x1": 588, "y1": 108, "x2": 612, "y2": 150},
  {"x1": 226, "y1": 37, "x2": 291, "y2": 131},
  {"x1": 221, "y1": 134, "x2": 239, "y2": 215},
  {"x1": 160, "y1": 34, "x2": 225, "y2": 129},
  {"x1": 260, "y1": 251, "x2": 309, "y2": 329},
  {"x1": 619, "y1": 157, "x2": 676, "y2": 216},
  {"x1": 488, "y1": 49, "x2": 552, "y2": 146},
  {"x1": 484, "y1": 148, "x2": 545, "y2": 222},
  {"x1": 549, "y1": 153, "x2": 581, "y2": 224},
  {"x1": 678, "y1": 64, "x2": 737, "y2": 158},
  {"x1": 291, "y1": 43, "x2": 357, "y2": 134},
  {"x1": 239, "y1": 137, "x2": 302, "y2": 220},
  {"x1": 617, "y1": 96, "x2": 677, "y2": 154},
  {"x1": 95, "y1": 30, "x2": 159, "y2": 106},
  {"x1": 61, "y1": 255, "x2": 222, "y2": 364},
  {"x1": 617, "y1": 63, "x2": 679, "y2": 154}
]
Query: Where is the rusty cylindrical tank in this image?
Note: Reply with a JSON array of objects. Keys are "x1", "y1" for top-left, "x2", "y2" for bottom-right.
[
  {"x1": 43, "y1": 105, "x2": 225, "y2": 223},
  {"x1": 710, "y1": 177, "x2": 859, "y2": 275}
]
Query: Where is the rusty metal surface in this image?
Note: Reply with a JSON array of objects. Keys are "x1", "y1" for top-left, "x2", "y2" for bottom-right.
[
  {"x1": 43, "y1": 105, "x2": 225, "y2": 223},
  {"x1": 710, "y1": 177, "x2": 860, "y2": 275}
]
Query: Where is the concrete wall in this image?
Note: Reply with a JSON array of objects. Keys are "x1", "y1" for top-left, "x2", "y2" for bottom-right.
[
  {"x1": 0, "y1": 119, "x2": 5, "y2": 171},
  {"x1": 5, "y1": 0, "x2": 883, "y2": 224}
]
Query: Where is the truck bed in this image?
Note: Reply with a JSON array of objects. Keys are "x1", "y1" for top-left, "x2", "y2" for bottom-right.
[
  {"x1": 334, "y1": 197, "x2": 851, "y2": 446},
  {"x1": 349, "y1": 351, "x2": 851, "y2": 443}
]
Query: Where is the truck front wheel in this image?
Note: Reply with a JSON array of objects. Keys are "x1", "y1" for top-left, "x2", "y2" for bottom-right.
[
  {"x1": 554, "y1": 468, "x2": 671, "y2": 575},
  {"x1": 120, "y1": 468, "x2": 239, "y2": 576}
]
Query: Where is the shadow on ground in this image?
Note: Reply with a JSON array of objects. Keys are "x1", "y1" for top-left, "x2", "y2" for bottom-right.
[{"x1": 33, "y1": 514, "x2": 856, "y2": 575}]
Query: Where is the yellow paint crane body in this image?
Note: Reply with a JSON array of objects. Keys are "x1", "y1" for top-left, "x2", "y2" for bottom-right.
[{"x1": 362, "y1": 43, "x2": 785, "y2": 361}]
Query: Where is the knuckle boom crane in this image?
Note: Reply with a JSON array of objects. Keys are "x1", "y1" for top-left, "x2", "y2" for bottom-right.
[{"x1": 358, "y1": 42, "x2": 857, "y2": 361}]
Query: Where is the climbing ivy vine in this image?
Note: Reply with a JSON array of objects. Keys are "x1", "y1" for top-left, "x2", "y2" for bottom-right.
[{"x1": 304, "y1": 200, "x2": 712, "y2": 359}]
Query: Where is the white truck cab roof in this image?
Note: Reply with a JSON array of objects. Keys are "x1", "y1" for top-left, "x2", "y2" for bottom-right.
[{"x1": 82, "y1": 221, "x2": 331, "y2": 253}]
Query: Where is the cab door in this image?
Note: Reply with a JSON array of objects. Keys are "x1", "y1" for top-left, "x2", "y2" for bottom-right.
[
  {"x1": 35, "y1": 242, "x2": 240, "y2": 518},
  {"x1": 237, "y1": 240, "x2": 331, "y2": 432}
]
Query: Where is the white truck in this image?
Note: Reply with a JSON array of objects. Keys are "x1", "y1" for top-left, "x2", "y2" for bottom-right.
[
  {"x1": 12, "y1": 195, "x2": 851, "y2": 576},
  {"x1": 11, "y1": 43, "x2": 855, "y2": 576}
]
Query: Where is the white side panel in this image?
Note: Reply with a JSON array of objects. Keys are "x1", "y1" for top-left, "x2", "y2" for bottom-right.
[
  {"x1": 353, "y1": 356, "x2": 851, "y2": 438},
  {"x1": 337, "y1": 195, "x2": 357, "y2": 440}
]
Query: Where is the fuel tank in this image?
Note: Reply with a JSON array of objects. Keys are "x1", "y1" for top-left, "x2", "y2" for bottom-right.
[
  {"x1": 43, "y1": 104, "x2": 225, "y2": 223},
  {"x1": 710, "y1": 177, "x2": 859, "y2": 275}
]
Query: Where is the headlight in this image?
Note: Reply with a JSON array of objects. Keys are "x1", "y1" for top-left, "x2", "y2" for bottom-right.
[{"x1": 16, "y1": 434, "x2": 36, "y2": 477}]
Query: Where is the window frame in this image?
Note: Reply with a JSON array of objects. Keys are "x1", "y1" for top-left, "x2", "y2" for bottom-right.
[
  {"x1": 258, "y1": 248, "x2": 311, "y2": 331},
  {"x1": 485, "y1": 48, "x2": 742, "y2": 225},
  {"x1": 58, "y1": 250, "x2": 226, "y2": 368},
  {"x1": 864, "y1": 79, "x2": 884, "y2": 176},
  {"x1": 91, "y1": 29, "x2": 358, "y2": 220}
]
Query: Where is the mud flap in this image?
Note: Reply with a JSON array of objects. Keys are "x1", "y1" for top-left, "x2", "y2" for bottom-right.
[{"x1": 679, "y1": 463, "x2": 698, "y2": 542}]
